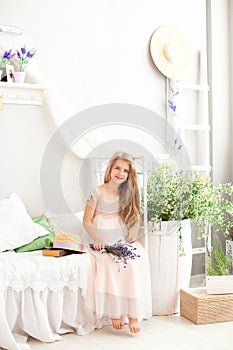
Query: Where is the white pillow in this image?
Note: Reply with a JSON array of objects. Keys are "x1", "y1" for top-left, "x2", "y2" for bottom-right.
[
  {"x1": 0, "y1": 192, "x2": 50, "y2": 252},
  {"x1": 45, "y1": 210, "x2": 84, "y2": 235}
]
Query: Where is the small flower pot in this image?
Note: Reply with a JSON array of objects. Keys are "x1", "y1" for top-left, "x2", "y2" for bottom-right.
[
  {"x1": 14, "y1": 71, "x2": 26, "y2": 83},
  {"x1": 206, "y1": 275, "x2": 233, "y2": 294},
  {"x1": 226, "y1": 239, "x2": 233, "y2": 261}
]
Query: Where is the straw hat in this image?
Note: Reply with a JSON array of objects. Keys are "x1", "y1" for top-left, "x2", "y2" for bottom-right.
[{"x1": 150, "y1": 26, "x2": 192, "y2": 80}]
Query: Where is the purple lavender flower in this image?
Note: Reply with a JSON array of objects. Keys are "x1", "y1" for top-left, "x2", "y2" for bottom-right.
[
  {"x1": 169, "y1": 86, "x2": 179, "y2": 114},
  {"x1": 173, "y1": 138, "x2": 182, "y2": 155},
  {"x1": 90, "y1": 240, "x2": 140, "y2": 271},
  {"x1": 26, "y1": 50, "x2": 36, "y2": 58},
  {"x1": 3, "y1": 49, "x2": 15, "y2": 60},
  {"x1": 21, "y1": 46, "x2": 26, "y2": 55},
  {"x1": 168, "y1": 99, "x2": 176, "y2": 112},
  {"x1": 0, "y1": 49, "x2": 15, "y2": 69},
  {"x1": 170, "y1": 86, "x2": 179, "y2": 96}
]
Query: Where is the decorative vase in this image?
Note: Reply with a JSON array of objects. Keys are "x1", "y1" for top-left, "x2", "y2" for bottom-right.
[
  {"x1": 139, "y1": 219, "x2": 192, "y2": 315},
  {"x1": 226, "y1": 239, "x2": 233, "y2": 262},
  {"x1": 13, "y1": 71, "x2": 26, "y2": 83},
  {"x1": 206, "y1": 275, "x2": 233, "y2": 294}
]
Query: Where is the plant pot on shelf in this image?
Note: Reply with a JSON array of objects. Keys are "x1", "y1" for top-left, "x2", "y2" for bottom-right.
[
  {"x1": 206, "y1": 275, "x2": 233, "y2": 294},
  {"x1": 13, "y1": 71, "x2": 26, "y2": 83},
  {"x1": 139, "y1": 219, "x2": 192, "y2": 315},
  {"x1": 226, "y1": 239, "x2": 233, "y2": 262},
  {"x1": 206, "y1": 239, "x2": 233, "y2": 294}
]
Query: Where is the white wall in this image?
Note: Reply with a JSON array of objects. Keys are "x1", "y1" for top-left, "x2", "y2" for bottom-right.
[
  {"x1": 229, "y1": 0, "x2": 233, "y2": 178},
  {"x1": 0, "y1": 0, "x2": 210, "y2": 215},
  {"x1": 207, "y1": 0, "x2": 231, "y2": 184},
  {"x1": 7, "y1": 0, "x2": 206, "y2": 114}
]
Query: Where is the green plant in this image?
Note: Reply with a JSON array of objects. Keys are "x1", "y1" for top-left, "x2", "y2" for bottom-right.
[
  {"x1": 143, "y1": 163, "x2": 233, "y2": 237},
  {"x1": 207, "y1": 239, "x2": 232, "y2": 276}
]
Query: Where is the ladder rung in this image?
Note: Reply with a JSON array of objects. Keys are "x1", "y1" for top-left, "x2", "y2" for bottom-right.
[
  {"x1": 175, "y1": 82, "x2": 209, "y2": 91},
  {"x1": 184, "y1": 165, "x2": 211, "y2": 172},
  {"x1": 175, "y1": 123, "x2": 210, "y2": 131},
  {"x1": 192, "y1": 247, "x2": 207, "y2": 255}
]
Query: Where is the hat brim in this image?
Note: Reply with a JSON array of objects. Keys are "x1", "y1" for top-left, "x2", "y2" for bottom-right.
[{"x1": 150, "y1": 26, "x2": 192, "y2": 80}]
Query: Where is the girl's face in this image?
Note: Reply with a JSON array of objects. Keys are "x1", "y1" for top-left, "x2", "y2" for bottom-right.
[{"x1": 110, "y1": 159, "x2": 129, "y2": 184}]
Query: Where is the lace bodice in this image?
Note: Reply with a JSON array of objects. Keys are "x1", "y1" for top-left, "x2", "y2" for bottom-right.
[{"x1": 87, "y1": 187, "x2": 121, "y2": 215}]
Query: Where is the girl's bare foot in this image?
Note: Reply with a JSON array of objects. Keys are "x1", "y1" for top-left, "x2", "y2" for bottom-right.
[
  {"x1": 111, "y1": 317, "x2": 124, "y2": 330},
  {"x1": 128, "y1": 318, "x2": 140, "y2": 333}
]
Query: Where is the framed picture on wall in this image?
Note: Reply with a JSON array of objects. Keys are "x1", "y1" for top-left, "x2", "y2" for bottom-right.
[{"x1": 6, "y1": 64, "x2": 14, "y2": 82}]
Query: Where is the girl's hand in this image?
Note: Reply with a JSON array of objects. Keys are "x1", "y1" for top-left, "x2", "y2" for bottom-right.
[
  {"x1": 93, "y1": 239, "x2": 106, "y2": 251},
  {"x1": 125, "y1": 233, "x2": 137, "y2": 243}
]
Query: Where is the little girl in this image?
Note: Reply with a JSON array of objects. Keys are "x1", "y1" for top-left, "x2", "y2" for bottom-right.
[{"x1": 83, "y1": 151, "x2": 152, "y2": 333}]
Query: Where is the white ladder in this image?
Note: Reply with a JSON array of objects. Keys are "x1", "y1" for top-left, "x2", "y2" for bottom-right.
[{"x1": 166, "y1": 49, "x2": 211, "y2": 276}]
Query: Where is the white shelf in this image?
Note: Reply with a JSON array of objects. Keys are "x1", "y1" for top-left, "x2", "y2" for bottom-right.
[{"x1": 0, "y1": 82, "x2": 47, "y2": 106}]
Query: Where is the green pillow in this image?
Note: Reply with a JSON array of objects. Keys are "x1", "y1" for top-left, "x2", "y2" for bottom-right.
[{"x1": 15, "y1": 216, "x2": 55, "y2": 253}]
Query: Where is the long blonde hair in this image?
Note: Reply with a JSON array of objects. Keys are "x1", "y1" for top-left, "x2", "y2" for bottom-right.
[{"x1": 104, "y1": 151, "x2": 140, "y2": 227}]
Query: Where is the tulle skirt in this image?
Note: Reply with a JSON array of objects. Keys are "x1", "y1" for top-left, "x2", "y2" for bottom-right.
[{"x1": 86, "y1": 214, "x2": 152, "y2": 321}]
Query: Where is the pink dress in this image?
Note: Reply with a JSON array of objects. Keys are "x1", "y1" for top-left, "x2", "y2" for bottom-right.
[{"x1": 86, "y1": 186, "x2": 152, "y2": 322}]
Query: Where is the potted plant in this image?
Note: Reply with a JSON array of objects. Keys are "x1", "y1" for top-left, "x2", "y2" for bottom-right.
[
  {"x1": 140, "y1": 162, "x2": 233, "y2": 315},
  {"x1": 0, "y1": 49, "x2": 15, "y2": 80},
  {"x1": 13, "y1": 46, "x2": 36, "y2": 83},
  {"x1": 145, "y1": 163, "x2": 233, "y2": 236}
]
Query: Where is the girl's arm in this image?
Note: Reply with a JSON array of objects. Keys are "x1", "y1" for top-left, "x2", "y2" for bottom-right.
[
  {"x1": 83, "y1": 204, "x2": 106, "y2": 250},
  {"x1": 125, "y1": 215, "x2": 141, "y2": 242}
]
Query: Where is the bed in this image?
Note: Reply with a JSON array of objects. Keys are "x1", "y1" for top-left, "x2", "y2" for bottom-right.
[
  {"x1": 0, "y1": 193, "x2": 100, "y2": 350},
  {"x1": 0, "y1": 192, "x2": 153, "y2": 350},
  {"x1": 0, "y1": 250, "x2": 100, "y2": 350}
]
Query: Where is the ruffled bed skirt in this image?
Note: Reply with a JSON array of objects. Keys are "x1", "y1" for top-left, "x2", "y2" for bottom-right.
[
  {"x1": 0, "y1": 287, "x2": 100, "y2": 350},
  {"x1": 0, "y1": 251, "x2": 99, "y2": 350}
]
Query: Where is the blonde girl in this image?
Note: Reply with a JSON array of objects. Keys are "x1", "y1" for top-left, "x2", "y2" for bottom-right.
[{"x1": 83, "y1": 151, "x2": 152, "y2": 333}]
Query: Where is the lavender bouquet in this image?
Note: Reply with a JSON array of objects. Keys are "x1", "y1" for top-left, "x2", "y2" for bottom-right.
[
  {"x1": 16, "y1": 46, "x2": 36, "y2": 72},
  {"x1": 0, "y1": 49, "x2": 15, "y2": 69},
  {"x1": 90, "y1": 240, "x2": 140, "y2": 271}
]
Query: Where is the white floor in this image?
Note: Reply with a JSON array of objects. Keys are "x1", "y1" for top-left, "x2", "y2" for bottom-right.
[
  {"x1": 27, "y1": 276, "x2": 233, "y2": 350},
  {"x1": 28, "y1": 315, "x2": 233, "y2": 350}
]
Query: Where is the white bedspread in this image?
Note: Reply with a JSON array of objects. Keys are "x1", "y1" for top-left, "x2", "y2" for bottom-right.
[{"x1": 0, "y1": 250, "x2": 98, "y2": 350}]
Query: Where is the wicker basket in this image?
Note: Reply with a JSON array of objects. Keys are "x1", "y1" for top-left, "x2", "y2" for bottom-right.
[{"x1": 180, "y1": 288, "x2": 233, "y2": 324}]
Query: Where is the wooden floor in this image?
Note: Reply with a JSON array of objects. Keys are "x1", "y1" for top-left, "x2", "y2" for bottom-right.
[
  {"x1": 28, "y1": 276, "x2": 233, "y2": 350},
  {"x1": 28, "y1": 314, "x2": 233, "y2": 350}
]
